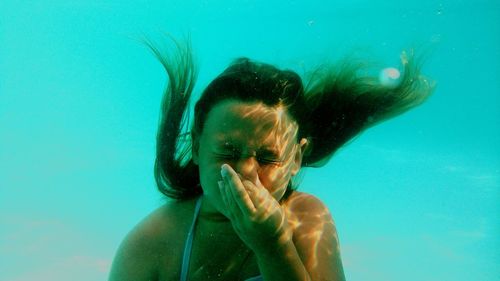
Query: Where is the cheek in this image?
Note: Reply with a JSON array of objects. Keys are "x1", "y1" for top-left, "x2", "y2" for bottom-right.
[
  {"x1": 259, "y1": 165, "x2": 293, "y2": 195},
  {"x1": 197, "y1": 154, "x2": 223, "y2": 189}
]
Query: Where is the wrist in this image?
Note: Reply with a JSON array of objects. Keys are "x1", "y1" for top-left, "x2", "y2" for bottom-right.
[
  {"x1": 253, "y1": 226, "x2": 294, "y2": 258},
  {"x1": 253, "y1": 233, "x2": 312, "y2": 281}
]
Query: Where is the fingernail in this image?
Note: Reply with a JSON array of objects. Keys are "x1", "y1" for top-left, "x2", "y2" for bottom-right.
[{"x1": 220, "y1": 164, "x2": 229, "y2": 178}]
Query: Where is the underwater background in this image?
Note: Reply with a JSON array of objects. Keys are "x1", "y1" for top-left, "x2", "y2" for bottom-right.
[{"x1": 1, "y1": 0, "x2": 498, "y2": 280}]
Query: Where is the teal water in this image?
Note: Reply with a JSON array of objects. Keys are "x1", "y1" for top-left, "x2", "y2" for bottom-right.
[{"x1": 1, "y1": 1, "x2": 498, "y2": 280}]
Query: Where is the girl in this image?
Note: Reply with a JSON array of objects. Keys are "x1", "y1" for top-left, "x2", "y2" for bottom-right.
[{"x1": 109, "y1": 41, "x2": 434, "y2": 281}]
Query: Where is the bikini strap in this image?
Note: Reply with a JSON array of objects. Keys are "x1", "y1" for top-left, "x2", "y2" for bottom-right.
[{"x1": 180, "y1": 197, "x2": 203, "y2": 281}]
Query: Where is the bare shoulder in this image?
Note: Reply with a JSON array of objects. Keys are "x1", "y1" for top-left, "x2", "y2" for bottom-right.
[
  {"x1": 284, "y1": 191, "x2": 338, "y2": 241},
  {"x1": 284, "y1": 191, "x2": 333, "y2": 222},
  {"x1": 133, "y1": 198, "x2": 196, "y2": 240},
  {"x1": 284, "y1": 191, "x2": 345, "y2": 281},
  {"x1": 108, "y1": 198, "x2": 197, "y2": 281}
]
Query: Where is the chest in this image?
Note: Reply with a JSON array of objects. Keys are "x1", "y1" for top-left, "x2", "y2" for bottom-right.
[
  {"x1": 160, "y1": 220, "x2": 260, "y2": 281},
  {"x1": 190, "y1": 221, "x2": 261, "y2": 281}
]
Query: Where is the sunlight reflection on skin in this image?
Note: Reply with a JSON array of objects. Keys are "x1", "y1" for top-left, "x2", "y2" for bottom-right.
[
  {"x1": 219, "y1": 101, "x2": 300, "y2": 199},
  {"x1": 208, "y1": 100, "x2": 339, "y2": 278},
  {"x1": 284, "y1": 194, "x2": 340, "y2": 271}
]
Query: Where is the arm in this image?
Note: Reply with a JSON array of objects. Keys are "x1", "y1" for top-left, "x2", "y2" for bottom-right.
[
  {"x1": 252, "y1": 195, "x2": 345, "y2": 281},
  {"x1": 254, "y1": 235, "x2": 312, "y2": 281},
  {"x1": 288, "y1": 194, "x2": 345, "y2": 281}
]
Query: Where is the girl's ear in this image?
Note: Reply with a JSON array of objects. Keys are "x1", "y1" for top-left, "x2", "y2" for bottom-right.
[
  {"x1": 291, "y1": 138, "x2": 308, "y2": 176},
  {"x1": 191, "y1": 131, "x2": 200, "y2": 165}
]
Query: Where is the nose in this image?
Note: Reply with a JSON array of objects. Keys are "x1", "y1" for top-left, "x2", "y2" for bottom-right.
[{"x1": 233, "y1": 154, "x2": 259, "y2": 183}]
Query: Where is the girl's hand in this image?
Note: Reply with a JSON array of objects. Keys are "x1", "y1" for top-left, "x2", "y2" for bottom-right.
[{"x1": 218, "y1": 164, "x2": 291, "y2": 254}]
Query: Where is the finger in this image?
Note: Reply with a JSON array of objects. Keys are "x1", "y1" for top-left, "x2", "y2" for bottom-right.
[
  {"x1": 220, "y1": 177, "x2": 241, "y2": 220},
  {"x1": 221, "y1": 164, "x2": 256, "y2": 216},
  {"x1": 218, "y1": 180, "x2": 232, "y2": 219},
  {"x1": 241, "y1": 179, "x2": 260, "y2": 211},
  {"x1": 223, "y1": 167, "x2": 254, "y2": 217},
  {"x1": 250, "y1": 185, "x2": 278, "y2": 218},
  {"x1": 250, "y1": 175, "x2": 273, "y2": 204},
  {"x1": 221, "y1": 172, "x2": 245, "y2": 220},
  {"x1": 241, "y1": 175, "x2": 276, "y2": 216}
]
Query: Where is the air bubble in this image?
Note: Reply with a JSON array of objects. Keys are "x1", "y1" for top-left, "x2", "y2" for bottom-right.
[{"x1": 436, "y1": 4, "x2": 444, "y2": 15}]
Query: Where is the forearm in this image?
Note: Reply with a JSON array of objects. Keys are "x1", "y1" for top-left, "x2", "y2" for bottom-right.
[{"x1": 254, "y1": 237, "x2": 311, "y2": 281}]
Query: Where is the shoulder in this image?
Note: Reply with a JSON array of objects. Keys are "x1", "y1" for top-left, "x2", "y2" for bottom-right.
[
  {"x1": 284, "y1": 191, "x2": 338, "y2": 239},
  {"x1": 108, "y1": 198, "x2": 197, "y2": 281},
  {"x1": 138, "y1": 198, "x2": 197, "y2": 239},
  {"x1": 284, "y1": 191, "x2": 333, "y2": 222},
  {"x1": 123, "y1": 198, "x2": 196, "y2": 247},
  {"x1": 284, "y1": 191, "x2": 345, "y2": 280}
]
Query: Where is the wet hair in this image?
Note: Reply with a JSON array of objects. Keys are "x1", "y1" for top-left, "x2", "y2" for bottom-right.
[{"x1": 146, "y1": 40, "x2": 435, "y2": 200}]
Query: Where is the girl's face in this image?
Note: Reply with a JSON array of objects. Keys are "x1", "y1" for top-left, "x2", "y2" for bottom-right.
[{"x1": 192, "y1": 99, "x2": 307, "y2": 216}]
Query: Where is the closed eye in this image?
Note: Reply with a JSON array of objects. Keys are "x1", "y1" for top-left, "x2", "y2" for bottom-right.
[
  {"x1": 214, "y1": 153, "x2": 237, "y2": 158},
  {"x1": 213, "y1": 153, "x2": 283, "y2": 166},
  {"x1": 257, "y1": 157, "x2": 283, "y2": 165}
]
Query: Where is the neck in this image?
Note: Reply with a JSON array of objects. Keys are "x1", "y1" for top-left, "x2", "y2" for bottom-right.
[
  {"x1": 199, "y1": 196, "x2": 230, "y2": 223},
  {"x1": 199, "y1": 211, "x2": 230, "y2": 222}
]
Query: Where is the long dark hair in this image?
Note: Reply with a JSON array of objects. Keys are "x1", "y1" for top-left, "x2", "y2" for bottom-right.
[{"x1": 147, "y1": 40, "x2": 435, "y2": 200}]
